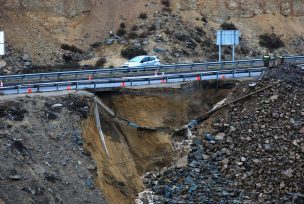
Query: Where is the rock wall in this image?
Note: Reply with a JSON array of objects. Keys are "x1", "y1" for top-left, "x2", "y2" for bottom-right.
[
  {"x1": 174, "y1": 0, "x2": 304, "y2": 18},
  {"x1": 3, "y1": 0, "x2": 93, "y2": 17}
]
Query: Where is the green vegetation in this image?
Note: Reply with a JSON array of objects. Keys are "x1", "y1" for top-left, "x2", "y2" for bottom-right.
[
  {"x1": 259, "y1": 33, "x2": 284, "y2": 50},
  {"x1": 61, "y1": 44, "x2": 84, "y2": 54},
  {"x1": 220, "y1": 22, "x2": 237, "y2": 30},
  {"x1": 121, "y1": 46, "x2": 147, "y2": 59}
]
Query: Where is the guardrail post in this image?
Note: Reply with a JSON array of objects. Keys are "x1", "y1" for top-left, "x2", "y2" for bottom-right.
[
  {"x1": 233, "y1": 69, "x2": 236, "y2": 78},
  {"x1": 166, "y1": 77, "x2": 168, "y2": 83},
  {"x1": 94, "y1": 82, "x2": 96, "y2": 91},
  {"x1": 56, "y1": 83, "x2": 59, "y2": 91},
  {"x1": 131, "y1": 80, "x2": 133, "y2": 86},
  {"x1": 183, "y1": 76, "x2": 186, "y2": 82},
  {"x1": 216, "y1": 72, "x2": 219, "y2": 89},
  {"x1": 249, "y1": 69, "x2": 251, "y2": 77},
  {"x1": 17, "y1": 85, "x2": 21, "y2": 94},
  {"x1": 37, "y1": 85, "x2": 40, "y2": 92},
  {"x1": 148, "y1": 79, "x2": 151, "y2": 85}
]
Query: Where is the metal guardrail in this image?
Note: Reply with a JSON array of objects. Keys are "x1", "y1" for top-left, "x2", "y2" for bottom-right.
[
  {"x1": 0, "y1": 56, "x2": 303, "y2": 83},
  {"x1": 0, "y1": 67, "x2": 264, "y2": 94}
]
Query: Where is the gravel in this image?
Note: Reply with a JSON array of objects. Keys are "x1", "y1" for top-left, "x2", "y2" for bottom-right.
[{"x1": 139, "y1": 64, "x2": 304, "y2": 203}]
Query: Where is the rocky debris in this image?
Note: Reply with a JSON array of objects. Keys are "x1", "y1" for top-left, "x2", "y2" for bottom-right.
[
  {"x1": 135, "y1": 190, "x2": 163, "y2": 204},
  {"x1": 72, "y1": 132, "x2": 83, "y2": 147},
  {"x1": 140, "y1": 64, "x2": 303, "y2": 203},
  {"x1": 0, "y1": 44, "x2": 35, "y2": 74},
  {"x1": 8, "y1": 175, "x2": 22, "y2": 180},
  {"x1": 144, "y1": 139, "x2": 251, "y2": 203},
  {"x1": 176, "y1": 156, "x2": 188, "y2": 168},
  {"x1": 104, "y1": 35, "x2": 120, "y2": 45},
  {"x1": 66, "y1": 99, "x2": 89, "y2": 119},
  {"x1": 22, "y1": 54, "x2": 32, "y2": 66},
  {"x1": 85, "y1": 177, "x2": 95, "y2": 189},
  {"x1": 0, "y1": 92, "x2": 105, "y2": 204},
  {"x1": 199, "y1": 65, "x2": 303, "y2": 202},
  {"x1": 0, "y1": 102, "x2": 28, "y2": 121},
  {"x1": 0, "y1": 60, "x2": 7, "y2": 69}
]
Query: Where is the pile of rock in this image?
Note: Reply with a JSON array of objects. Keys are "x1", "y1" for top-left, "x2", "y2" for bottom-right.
[
  {"x1": 145, "y1": 138, "x2": 252, "y2": 203},
  {"x1": 0, "y1": 43, "x2": 32, "y2": 74},
  {"x1": 141, "y1": 65, "x2": 304, "y2": 203}
]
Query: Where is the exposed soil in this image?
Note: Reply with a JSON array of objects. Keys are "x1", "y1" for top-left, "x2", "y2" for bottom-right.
[
  {"x1": 88, "y1": 81, "x2": 234, "y2": 203},
  {"x1": 0, "y1": 81, "x2": 235, "y2": 204}
]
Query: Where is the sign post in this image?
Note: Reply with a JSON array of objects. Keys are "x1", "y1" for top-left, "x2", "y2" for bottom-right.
[
  {"x1": 216, "y1": 30, "x2": 240, "y2": 62},
  {"x1": 0, "y1": 31, "x2": 4, "y2": 56}
]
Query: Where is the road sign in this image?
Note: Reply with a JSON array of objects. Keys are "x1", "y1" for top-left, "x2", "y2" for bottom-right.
[
  {"x1": 216, "y1": 30, "x2": 240, "y2": 45},
  {"x1": 216, "y1": 30, "x2": 240, "y2": 62},
  {"x1": 0, "y1": 31, "x2": 4, "y2": 55}
]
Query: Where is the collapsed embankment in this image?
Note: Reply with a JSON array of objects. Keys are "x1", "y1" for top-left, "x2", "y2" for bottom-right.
[
  {"x1": 0, "y1": 80, "x2": 236, "y2": 204},
  {"x1": 88, "y1": 81, "x2": 235, "y2": 203}
]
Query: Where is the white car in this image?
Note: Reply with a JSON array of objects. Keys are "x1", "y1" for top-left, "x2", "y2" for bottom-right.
[{"x1": 122, "y1": 55, "x2": 160, "y2": 67}]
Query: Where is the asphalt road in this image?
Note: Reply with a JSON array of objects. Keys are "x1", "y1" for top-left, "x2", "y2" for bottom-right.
[{"x1": 0, "y1": 70, "x2": 262, "y2": 95}]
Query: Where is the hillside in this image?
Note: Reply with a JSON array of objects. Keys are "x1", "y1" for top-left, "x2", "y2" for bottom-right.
[{"x1": 0, "y1": 0, "x2": 304, "y2": 73}]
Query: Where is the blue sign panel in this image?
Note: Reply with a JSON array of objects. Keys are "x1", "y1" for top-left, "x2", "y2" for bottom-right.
[{"x1": 216, "y1": 30, "x2": 240, "y2": 45}]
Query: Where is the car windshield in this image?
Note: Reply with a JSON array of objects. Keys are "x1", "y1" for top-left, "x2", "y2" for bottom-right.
[{"x1": 129, "y1": 56, "x2": 144, "y2": 62}]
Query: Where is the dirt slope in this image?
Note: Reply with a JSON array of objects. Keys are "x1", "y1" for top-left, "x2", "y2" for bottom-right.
[
  {"x1": 0, "y1": 91, "x2": 106, "y2": 203},
  {"x1": 1, "y1": 0, "x2": 304, "y2": 71}
]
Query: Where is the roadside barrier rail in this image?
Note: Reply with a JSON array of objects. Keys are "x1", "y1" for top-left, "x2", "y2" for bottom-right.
[
  {"x1": 0, "y1": 67, "x2": 264, "y2": 95},
  {"x1": 1, "y1": 55, "x2": 303, "y2": 83}
]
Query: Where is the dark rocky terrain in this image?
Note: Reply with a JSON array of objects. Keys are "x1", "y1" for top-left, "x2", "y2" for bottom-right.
[
  {"x1": 140, "y1": 64, "x2": 304, "y2": 203},
  {"x1": 0, "y1": 92, "x2": 106, "y2": 204}
]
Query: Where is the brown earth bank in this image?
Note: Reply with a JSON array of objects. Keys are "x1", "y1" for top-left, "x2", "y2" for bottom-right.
[{"x1": 90, "y1": 81, "x2": 234, "y2": 203}]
